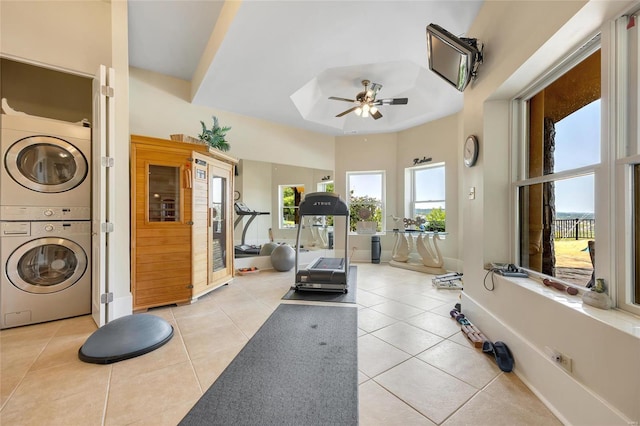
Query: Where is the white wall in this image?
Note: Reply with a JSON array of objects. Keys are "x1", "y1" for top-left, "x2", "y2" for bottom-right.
[
  {"x1": 235, "y1": 160, "x2": 272, "y2": 246},
  {"x1": 109, "y1": 0, "x2": 133, "y2": 319},
  {"x1": 397, "y1": 113, "x2": 461, "y2": 270},
  {"x1": 333, "y1": 115, "x2": 462, "y2": 268},
  {"x1": 129, "y1": 67, "x2": 335, "y2": 171},
  {"x1": 334, "y1": 132, "x2": 398, "y2": 259},
  {"x1": 461, "y1": 1, "x2": 640, "y2": 424},
  {"x1": 0, "y1": 0, "x2": 111, "y2": 75}
]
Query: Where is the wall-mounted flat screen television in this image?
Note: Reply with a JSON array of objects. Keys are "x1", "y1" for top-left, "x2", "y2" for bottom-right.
[{"x1": 426, "y1": 23, "x2": 483, "y2": 92}]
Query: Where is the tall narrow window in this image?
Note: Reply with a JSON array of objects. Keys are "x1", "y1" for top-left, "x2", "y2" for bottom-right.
[
  {"x1": 347, "y1": 171, "x2": 385, "y2": 233},
  {"x1": 279, "y1": 184, "x2": 304, "y2": 229},
  {"x1": 517, "y1": 49, "x2": 600, "y2": 288},
  {"x1": 621, "y1": 14, "x2": 640, "y2": 315},
  {"x1": 410, "y1": 163, "x2": 446, "y2": 231},
  {"x1": 633, "y1": 166, "x2": 640, "y2": 304}
]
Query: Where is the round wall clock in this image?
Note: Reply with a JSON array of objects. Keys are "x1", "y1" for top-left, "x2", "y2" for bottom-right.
[{"x1": 464, "y1": 135, "x2": 479, "y2": 167}]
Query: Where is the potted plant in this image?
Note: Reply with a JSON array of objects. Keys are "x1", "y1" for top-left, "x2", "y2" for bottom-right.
[{"x1": 198, "y1": 116, "x2": 231, "y2": 151}]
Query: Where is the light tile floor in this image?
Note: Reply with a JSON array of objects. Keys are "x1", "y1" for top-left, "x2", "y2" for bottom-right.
[{"x1": 0, "y1": 263, "x2": 561, "y2": 425}]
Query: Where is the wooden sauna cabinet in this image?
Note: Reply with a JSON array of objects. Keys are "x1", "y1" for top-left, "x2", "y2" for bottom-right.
[{"x1": 130, "y1": 135, "x2": 237, "y2": 311}]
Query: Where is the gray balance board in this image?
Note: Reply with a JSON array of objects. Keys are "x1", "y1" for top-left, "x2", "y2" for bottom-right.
[{"x1": 78, "y1": 314, "x2": 174, "y2": 364}]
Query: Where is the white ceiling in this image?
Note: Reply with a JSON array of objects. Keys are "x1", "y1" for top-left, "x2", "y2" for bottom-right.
[{"x1": 128, "y1": 1, "x2": 483, "y2": 136}]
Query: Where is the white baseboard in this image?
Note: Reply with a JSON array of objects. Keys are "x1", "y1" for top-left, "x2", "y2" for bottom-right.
[{"x1": 462, "y1": 291, "x2": 634, "y2": 425}]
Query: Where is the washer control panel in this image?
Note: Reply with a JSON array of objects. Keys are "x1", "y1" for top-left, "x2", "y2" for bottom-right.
[
  {"x1": 1, "y1": 221, "x2": 90, "y2": 237},
  {"x1": 0, "y1": 206, "x2": 90, "y2": 221},
  {"x1": 1, "y1": 222, "x2": 30, "y2": 237}
]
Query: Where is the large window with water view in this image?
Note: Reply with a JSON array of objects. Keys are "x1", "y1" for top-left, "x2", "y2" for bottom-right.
[{"x1": 517, "y1": 49, "x2": 599, "y2": 288}]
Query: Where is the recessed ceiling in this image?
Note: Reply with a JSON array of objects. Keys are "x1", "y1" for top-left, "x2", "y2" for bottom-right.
[{"x1": 128, "y1": 1, "x2": 484, "y2": 136}]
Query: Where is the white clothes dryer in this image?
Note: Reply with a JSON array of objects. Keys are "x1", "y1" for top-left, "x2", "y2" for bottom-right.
[
  {"x1": 1, "y1": 221, "x2": 91, "y2": 329},
  {"x1": 0, "y1": 115, "x2": 91, "y2": 220}
]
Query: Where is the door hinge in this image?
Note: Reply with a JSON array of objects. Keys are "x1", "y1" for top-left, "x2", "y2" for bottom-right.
[
  {"x1": 186, "y1": 221, "x2": 194, "y2": 225},
  {"x1": 100, "y1": 292, "x2": 114, "y2": 304},
  {"x1": 101, "y1": 157, "x2": 115, "y2": 167},
  {"x1": 101, "y1": 85, "x2": 114, "y2": 98},
  {"x1": 101, "y1": 222, "x2": 114, "y2": 233},
  {"x1": 187, "y1": 284, "x2": 194, "y2": 289}
]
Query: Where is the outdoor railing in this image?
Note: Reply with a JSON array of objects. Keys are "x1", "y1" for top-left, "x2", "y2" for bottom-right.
[{"x1": 554, "y1": 218, "x2": 595, "y2": 240}]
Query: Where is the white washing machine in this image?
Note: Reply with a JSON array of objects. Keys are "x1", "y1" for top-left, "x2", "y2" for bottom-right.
[
  {"x1": 1, "y1": 221, "x2": 91, "y2": 329},
  {"x1": 0, "y1": 114, "x2": 91, "y2": 221}
]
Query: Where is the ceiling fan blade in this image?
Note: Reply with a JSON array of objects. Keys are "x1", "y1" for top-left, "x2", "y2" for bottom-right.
[
  {"x1": 371, "y1": 109, "x2": 383, "y2": 120},
  {"x1": 329, "y1": 96, "x2": 356, "y2": 103},
  {"x1": 336, "y1": 106, "x2": 358, "y2": 117},
  {"x1": 376, "y1": 98, "x2": 409, "y2": 105}
]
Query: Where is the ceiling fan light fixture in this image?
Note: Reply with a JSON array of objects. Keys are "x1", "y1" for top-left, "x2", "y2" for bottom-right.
[{"x1": 329, "y1": 79, "x2": 408, "y2": 120}]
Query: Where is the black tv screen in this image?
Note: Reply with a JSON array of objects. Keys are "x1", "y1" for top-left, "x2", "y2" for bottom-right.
[{"x1": 426, "y1": 23, "x2": 481, "y2": 92}]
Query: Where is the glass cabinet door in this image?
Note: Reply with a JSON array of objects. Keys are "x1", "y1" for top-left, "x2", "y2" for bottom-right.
[
  {"x1": 208, "y1": 162, "x2": 233, "y2": 281},
  {"x1": 148, "y1": 164, "x2": 181, "y2": 222},
  {"x1": 210, "y1": 174, "x2": 226, "y2": 271}
]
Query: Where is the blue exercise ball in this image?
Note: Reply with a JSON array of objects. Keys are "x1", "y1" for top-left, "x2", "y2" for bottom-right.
[
  {"x1": 259, "y1": 242, "x2": 279, "y2": 256},
  {"x1": 271, "y1": 244, "x2": 295, "y2": 272}
]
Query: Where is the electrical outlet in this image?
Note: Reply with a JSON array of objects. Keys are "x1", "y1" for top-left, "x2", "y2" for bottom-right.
[
  {"x1": 559, "y1": 353, "x2": 572, "y2": 372},
  {"x1": 545, "y1": 346, "x2": 572, "y2": 373}
]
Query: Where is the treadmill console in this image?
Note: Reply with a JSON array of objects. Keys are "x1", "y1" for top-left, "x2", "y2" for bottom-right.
[{"x1": 235, "y1": 202, "x2": 252, "y2": 214}]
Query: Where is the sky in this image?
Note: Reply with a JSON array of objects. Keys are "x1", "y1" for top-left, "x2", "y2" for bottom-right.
[
  {"x1": 348, "y1": 173, "x2": 383, "y2": 199},
  {"x1": 553, "y1": 99, "x2": 599, "y2": 213}
]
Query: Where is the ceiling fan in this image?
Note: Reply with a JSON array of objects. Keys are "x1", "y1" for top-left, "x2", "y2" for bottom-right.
[{"x1": 329, "y1": 79, "x2": 408, "y2": 120}]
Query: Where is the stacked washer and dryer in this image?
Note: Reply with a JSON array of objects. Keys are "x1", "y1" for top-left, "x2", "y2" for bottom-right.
[{"x1": 0, "y1": 114, "x2": 92, "y2": 329}]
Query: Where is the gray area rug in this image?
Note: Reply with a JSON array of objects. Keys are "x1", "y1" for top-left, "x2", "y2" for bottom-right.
[
  {"x1": 180, "y1": 304, "x2": 358, "y2": 425},
  {"x1": 281, "y1": 265, "x2": 357, "y2": 304}
]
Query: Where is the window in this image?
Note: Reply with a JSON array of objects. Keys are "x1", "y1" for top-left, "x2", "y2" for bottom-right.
[
  {"x1": 511, "y1": 14, "x2": 640, "y2": 316},
  {"x1": 515, "y1": 47, "x2": 600, "y2": 289},
  {"x1": 409, "y1": 163, "x2": 446, "y2": 231},
  {"x1": 317, "y1": 181, "x2": 334, "y2": 193},
  {"x1": 347, "y1": 171, "x2": 385, "y2": 233},
  {"x1": 620, "y1": 14, "x2": 640, "y2": 315},
  {"x1": 148, "y1": 165, "x2": 181, "y2": 222},
  {"x1": 279, "y1": 185, "x2": 304, "y2": 229}
]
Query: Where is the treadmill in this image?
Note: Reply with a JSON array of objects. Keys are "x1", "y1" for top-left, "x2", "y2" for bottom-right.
[
  {"x1": 295, "y1": 192, "x2": 350, "y2": 293},
  {"x1": 234, "y1": 202, "x2": 270, "y2": 256}
]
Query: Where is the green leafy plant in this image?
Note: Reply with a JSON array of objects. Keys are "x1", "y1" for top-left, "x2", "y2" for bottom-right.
[
  {"x1": 349, "y1": 192, "x2": 382, "y2": 232},
  {"x1": 198, "y1": 116, "x2": 231, "y2": 151},
  {"x1": 424, "y1": 207, "x2": 446, "y2": 232}
]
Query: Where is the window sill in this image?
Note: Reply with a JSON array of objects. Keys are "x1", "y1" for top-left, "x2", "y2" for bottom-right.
[{"x1": 500, "y1": 274, "x2": 640, "y2": 339}]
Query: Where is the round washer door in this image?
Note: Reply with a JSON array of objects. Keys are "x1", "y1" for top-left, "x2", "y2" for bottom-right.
[
  {"x1": 6, "y1": 237, "x2": 88, "y2": 294},
  {"x1": 4, "y1": 136, "x2": 88, "y2": 193}
]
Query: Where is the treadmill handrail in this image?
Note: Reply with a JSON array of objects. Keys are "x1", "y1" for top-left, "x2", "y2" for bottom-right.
[{"x1": 233, "y1": 210, "x2": 270, "y2": 246}]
